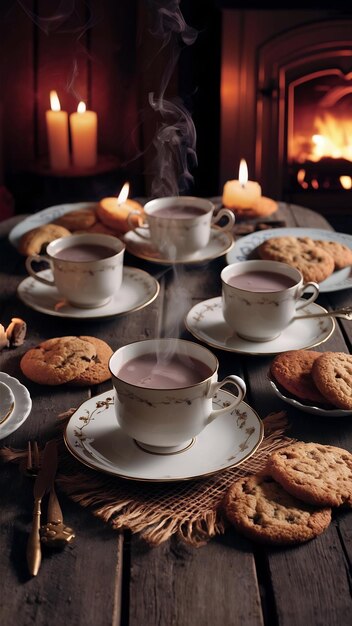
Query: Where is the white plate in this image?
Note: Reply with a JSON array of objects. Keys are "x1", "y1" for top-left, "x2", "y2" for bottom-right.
[
  {"x1": 268, "y1": 375, "x2": 352, "y2": 417},
  {"x1": 185, "y1": 297, "x2": 335, "y2": 355},
  {"x1": 226, "y1": 227, "x2": 352, "y2": 292},
  {"x1": 0, "y1": 372, "x2": 32, "y2": 440},
  {"x1": 64, "y1": 389, "x2": 263, "y2": 482},
  {"x1": 17, "y1": 267, "x2": 159, "y2": 319},
  {"x1": 124, "y1": 227, "x2": 234, "y2": 265},
  {"x1": 9, "y1": 202, "x2": 99, "y2": 249}
]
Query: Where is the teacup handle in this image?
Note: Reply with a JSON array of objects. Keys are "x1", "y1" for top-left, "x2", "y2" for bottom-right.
[
  {"x1": 126, "y1": 211, "x2": 150, "y2": 240},
  {"x1": 25, "y1": 254, "x2": 55, "y2": 287},
  {"x1": 206, "y1": 375, "x2": 246, "y2": 425},
  {"x1": 295, "y1": 282, "x2": 320, "y2": 310},
  {"x1": 211, "y1": 208, "x2": 235, "y2": 232}
]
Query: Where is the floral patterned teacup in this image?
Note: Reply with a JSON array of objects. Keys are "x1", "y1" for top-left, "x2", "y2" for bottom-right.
[
  {"x1": 109, "y1": 338, "x2": 246, "y2": 453},
  {"x1": 25, "y1": 233, "x2": 125, "y2": 308},
  {"x1": 221, "y1": 259, "x2": 320, "y2": 342},
  {"x1": 127, "y1": 196, "x2": 235, "y2": 259}
]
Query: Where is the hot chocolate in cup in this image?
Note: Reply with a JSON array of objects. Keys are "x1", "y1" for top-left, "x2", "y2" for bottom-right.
[
  {"x1": 109, "y1": 338, "x2": 246, "y2": 454},
  {"x1": 127, "y1": 196, "x2": 235, "y2": 258},
  {"x1": 25, "y1": 233, "x2": 125, "y2": 308},
  {"x1": 221, "y1": 259, "x2": 320, "y2": 342}
]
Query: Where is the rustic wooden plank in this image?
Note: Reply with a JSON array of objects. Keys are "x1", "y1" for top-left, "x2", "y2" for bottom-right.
[
  {"x1": 0, "y1": 233, "x2": 163, "y2": 626},
  {"x1": 0, "y1": 458, "x2": 122, "y2": 626},
  {"x1": 267, "y1": 524, "x2": 352, "y2": 625},
  {"x1": 129, "y1": 534, "x2": 264, "y2": 626}
]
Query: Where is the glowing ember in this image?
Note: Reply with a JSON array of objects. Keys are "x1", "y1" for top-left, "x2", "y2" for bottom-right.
[{"x1": 340, "y1": 175, "x2": 352, "y2": 190}]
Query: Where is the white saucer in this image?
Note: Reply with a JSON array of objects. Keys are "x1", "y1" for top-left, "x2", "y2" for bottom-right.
[
  {"x1": 0, "y1": 372, "x2": 32, "y2": 440},
  {"x1": 123, "y1": 227, "x2": 234, "y2": 265},
  {"x1": 17, "y1": 266, "x2": 160, "y2": 319},
  {"x1": 64, "y1": 389, "x2": 263, "y2": 482},
  {"x1": 185, "y1": 297, "x2": 335, "y2": 355},
  {"x1": 268, "y1": 375, "x2": 352, "y2": 417}
]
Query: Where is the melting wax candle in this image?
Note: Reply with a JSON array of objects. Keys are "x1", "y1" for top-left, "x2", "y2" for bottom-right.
[
  {"x1": 222, "y1": 159, "x2": 262, "y2": 209},
  {"x1": 70, "y1": 101, "x2": 97, "y2": 168},
  {"x1": 45, "y1": 90, "x2": 70, "y2": 170},
  {"x1": 98, "y1": 182, "x2": 144, "y2": 234}
]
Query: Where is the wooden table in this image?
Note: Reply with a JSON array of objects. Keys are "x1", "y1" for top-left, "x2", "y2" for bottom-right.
[{"x1": 0, "y1": 203, "x2": 351, "y2": 626}]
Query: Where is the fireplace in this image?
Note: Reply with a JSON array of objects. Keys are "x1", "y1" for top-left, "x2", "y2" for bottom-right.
[{"x1": 219, "y1": 8, "x2": 352, "y2": 216}]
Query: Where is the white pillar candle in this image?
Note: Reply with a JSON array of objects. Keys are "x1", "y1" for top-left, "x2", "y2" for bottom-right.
[
  {"x1": 222, "y1": 159, "x2": 262, "y2": 209},
  {"x1": 45, "y1": 90, "x2": 70, "y2": 170},
  {"x1": 70, "y1": 101, "x2": 97, "y2": 168}
]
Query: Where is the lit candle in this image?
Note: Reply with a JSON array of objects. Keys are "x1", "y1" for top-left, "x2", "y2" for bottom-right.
[
  {"x1": 45, "y1": 90, "x2": 70, "y2": 170},
  {"x1": 97, "y1": 182, "x2": 144, "y2": 234},
  {"x1": 222, "y1": 159, "x2": 262, "y2": 209},
  {"x1": 70, "y1": 101, "x2": 97, "y2": 168}
]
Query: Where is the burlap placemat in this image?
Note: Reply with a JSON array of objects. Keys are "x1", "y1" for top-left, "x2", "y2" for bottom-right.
[{"x1": 1, "y1": 410, "x2": 295, "y2": 547}]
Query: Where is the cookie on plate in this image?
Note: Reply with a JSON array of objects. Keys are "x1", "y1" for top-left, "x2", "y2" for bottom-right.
[
  {"x1": 315, "y1": 240, "x2": 352, "y2": 270},
  {"x1": 53, "y1": 207, "x2": 97, "y2": 231},
  {"x1": 223, "y1": 473, "x2": 331, "y2": 545},
  {"x1": 312, "y1": 352, "x2": 352, "y2": 410},
  {"x1": 70, "y1": 336, "x2": 113, "y2": 386},
  {"x1": 267, "y1": 442, "x2": 352, "y2": 507},
  {"x1": 20, "y1": 336, "x2": 97, "y2": 385},
  {"x1": 270, "y1": 350, "x2": 328, "y2": 404},
  {"x1": 18, "y1": 224, "x2": 71, "y2": 256},
  {"x1": 257, "y1": 236, "x2": 335, "y2": 283}
]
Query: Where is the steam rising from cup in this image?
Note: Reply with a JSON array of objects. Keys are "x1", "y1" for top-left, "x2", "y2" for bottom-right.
[{"x1": 146, "y1": 0, "x2": 198, "y2": 197}]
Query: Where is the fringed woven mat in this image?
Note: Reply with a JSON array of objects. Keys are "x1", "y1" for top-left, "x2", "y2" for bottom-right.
[{"x1": 1, "y1": 410, "x2": 296, "y2": 547}]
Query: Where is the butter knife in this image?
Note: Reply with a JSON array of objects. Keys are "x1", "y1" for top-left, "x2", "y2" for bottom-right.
[{"x1": 26, "y1": 440, "x2": 58, "y2": 577}]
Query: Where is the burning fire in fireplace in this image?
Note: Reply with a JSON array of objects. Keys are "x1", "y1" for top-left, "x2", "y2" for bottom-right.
[{"x1": 288, "y1": 72, "x2": 352, "y2": 193}]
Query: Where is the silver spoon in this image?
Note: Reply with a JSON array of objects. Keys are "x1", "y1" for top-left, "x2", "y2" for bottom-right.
[{"x1": 294, "y1": 306, "x2": 352, "y2": 321}]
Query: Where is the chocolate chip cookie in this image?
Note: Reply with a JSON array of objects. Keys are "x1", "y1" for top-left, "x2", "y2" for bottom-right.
[
  {"x1": 267, "y1": 442, "x2": 352, "y2": 507},
  {"x1": 312, "y1": 352, "x2": 352, "y2": 410},
  {"x1": 257, "y1": 236, "x2": 335, "y2": 283},
  {"x1": 20, "y1": 336, "x2": 97, "y2": 385},
  {"x1": 223, "y1": 473, "x2": 332, "y2": 545},
  {"x1": 270, "y1": 350, "x2": 328, "y2": 404}
]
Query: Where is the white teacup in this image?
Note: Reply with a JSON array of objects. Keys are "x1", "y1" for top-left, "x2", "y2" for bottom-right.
[
  {"x1": 127, "y1": 196, "x2": 235, "y2": 258},
  {"x1": 221, "y1": 260, "x2": 320, "y2": 342},
  {"x1": 25, "y1": 233, "x2": 125, "y2": 308},
  {"x1": 109, "y1": 338, "x2": 246, "y2": 453}
]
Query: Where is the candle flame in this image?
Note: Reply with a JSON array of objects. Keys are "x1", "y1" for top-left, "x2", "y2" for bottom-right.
[
  {"x1": 238, "y1": 159, "x2": 248, "y2": 186},
  {"x1": 117, "y1": 182, "x2": 130, "y2": 204},
  {"x1": 340, "y1": 175, "x2": 352, "y2": 190},
  {"x1": 77, "y1": 101, "x2": 86, "y2": 114},
  {"x1": 50, "y1": 90, "x2": 61, "y2": 112}
]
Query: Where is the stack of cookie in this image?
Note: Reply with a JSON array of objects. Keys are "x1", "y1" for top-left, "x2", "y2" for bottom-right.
[
  {"x1": 223, "y1": 441, "x2": 352, "y2": 545},
  {"x1": 20, "y1": 336, "x2": 113, "y2": 387},
  {"x1": 257, "y1": 235, "x2": 352, "y2": 283},
  {"x1": 270, "y1": 350, "x2": 352, "y2": 410}
]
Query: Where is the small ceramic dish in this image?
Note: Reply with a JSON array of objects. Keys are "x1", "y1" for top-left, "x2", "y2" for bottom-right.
[
  {"x1": 0, "y1": 372, "x2": 32, "y2": 439},
  {"x1": 268, "y1": 373, "x2": 352, "y2": 417}
]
